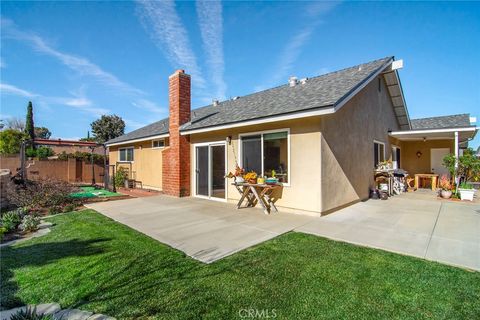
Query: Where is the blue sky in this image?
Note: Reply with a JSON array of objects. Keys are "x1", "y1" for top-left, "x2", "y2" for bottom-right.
[{"x1": 1, "y1": 1, "x2": 479, "y2": 147}]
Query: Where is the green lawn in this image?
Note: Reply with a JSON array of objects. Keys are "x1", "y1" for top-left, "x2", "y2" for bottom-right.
[{"x1": 1, "y1": 210, "x2": 479, "y2": 319}]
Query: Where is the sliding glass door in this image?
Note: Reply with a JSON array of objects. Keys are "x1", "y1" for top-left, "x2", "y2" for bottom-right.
[{"x1": 195, "y1": 143, "x2": 226, "y2": 200}]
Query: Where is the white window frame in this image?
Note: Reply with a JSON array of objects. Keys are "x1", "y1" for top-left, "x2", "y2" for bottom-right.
[
  {"x1": 239, "y1": 128, "x2": 291, "y2": 187},
  {"x1": 193, "y1": 141, "x2": 228, "y2": 202},
  {"x1": 373, "y1": 140, "x2": 385, "y2": 167},
  {"x1": 152, "y1": 139, "x2": 165, "y2": 149},
  {"x1": 118, "y1": 146, "x2": 134, "y2": 162}
]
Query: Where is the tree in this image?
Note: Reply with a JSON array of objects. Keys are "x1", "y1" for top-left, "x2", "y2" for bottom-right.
[
  {"x1": 34, "y1": 127, "x2": 52, "y2": 139},
  {"x1": 25, "y1": 101, "x2": 35, "y2": 142},
  {"x1": 0, "y1": 129, "x2": 27, "y2": 154},
  {"x1": 80, "y1": 130, "x2": 96, "y2": 142},
  {"x1": 6, "y1": 117, "x2": 25, "y2": 131},
  {"x1": 91, "y1": 115, "x2": 125, "y2": 143}
]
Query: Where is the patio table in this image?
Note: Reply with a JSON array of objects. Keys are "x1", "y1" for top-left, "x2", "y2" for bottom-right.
[
  {"x1": 233, "y1": 182, "x2": 283, "y2": 214},
  {"x1": 414, "y1": 173, "x2": 438, "y2": 191}
]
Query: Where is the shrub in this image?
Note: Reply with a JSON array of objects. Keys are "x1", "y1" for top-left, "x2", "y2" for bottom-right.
[
  {"x1": 1, "y1": 210, "x2": 23, "y2": 232},
  {"x1": 0, "y1": 226, "x2": 7, "y2": 241},
  {"x1": 10, "y1": 307, "x2": 54, "y2": 320},
  {"x1": 115, "y1": 167, "x2": 129, "y2": 187},
  {"x1": 63, "y1": 203, "x2": 76, "y2": 213},
  {"x1": 0, "y1": 129, "x2": 27, "y2": 155},
  {"x1": 48, "y1": 206, "x2": 62, "y2": 215},
  {"x1": 25, "y1": 147, "x2": 37, "y2": 158},
  {"x1": 36, "y1": 146, "x2": 54, "y2": 159},
  {"x1": 6, "y1": 179, "x2": 79, "y2": 209},
  {"x1": 20, "y1": 214, "x2": 41, "y2": 232}
]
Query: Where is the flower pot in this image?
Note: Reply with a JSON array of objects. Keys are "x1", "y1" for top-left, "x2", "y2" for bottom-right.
[
  {"x1": 440, "y1": 190, "x2": 452, "y2": 199},
  {"x1": 458, "y1": 188, "x2": 475, "y2": 201},
  {"x1": 248, "y1": 179, "x2": 257, "y2": 184},
  {"x1": 235, "y1": 176, "x2": 244, "y2": 183}
]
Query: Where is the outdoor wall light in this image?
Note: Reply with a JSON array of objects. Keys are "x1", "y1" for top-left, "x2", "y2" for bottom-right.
[
  {"x1": 423, "y1": 137, "x2": 427, "y2": 142},
  {"x1": 416, "y1": 151, "x2": 422, "y2": 158},
  {"x1": 226, "y1": 136, "x2": 232, "y2": 145}
]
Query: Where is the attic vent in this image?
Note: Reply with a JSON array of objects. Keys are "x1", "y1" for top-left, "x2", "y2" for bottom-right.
[
  {"x1": 300, "y1": 78, "x2": 308, "y2": 85},
  {"x1": 212, "y1": 99, "x2": 219, "y2": 106},
  {"x1": 289, "y1": 76, "x2": 298, "y2": 87}
]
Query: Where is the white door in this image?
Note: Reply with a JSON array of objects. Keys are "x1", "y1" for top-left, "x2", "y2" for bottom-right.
[{"x1": 431, "y1": 148, "x2": 450, "y2": 176}]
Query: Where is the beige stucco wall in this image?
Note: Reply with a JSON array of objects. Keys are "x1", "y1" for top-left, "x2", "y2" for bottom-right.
[
  {"x1": 109, "y1": 139, "x2": 166, "y2": 190},
  {"x1": 318, "y1": 76, "x2": 401, "y2": 212},
  {"x1": 401, "y1": 140, "x2": 453, "y2": 175},
  {"x1": 190, "y1": 117, "x2": 322, "y2": 214}
]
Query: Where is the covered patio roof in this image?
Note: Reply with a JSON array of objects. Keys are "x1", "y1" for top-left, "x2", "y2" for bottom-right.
[{"x1": 389, "y1": 126, "x2": 477, "y2": 142}]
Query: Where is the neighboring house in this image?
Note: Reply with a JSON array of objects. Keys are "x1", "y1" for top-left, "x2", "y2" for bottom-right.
[
  {"x1": 34, "y1": 138, "x2": 105, "y2": 155},
  {"x1": 106, "y1": 57, "x2": 478, "y2": 215}
]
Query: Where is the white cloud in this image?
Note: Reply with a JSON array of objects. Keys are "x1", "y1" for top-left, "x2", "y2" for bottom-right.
[
  {"x1": 135, "y1": 0, "x2": 206, "y2": 89},
  {"x1": 132, "y1": 99, "x2": 166, "y2": 114},
  {"x1": 124, "y1": 118, "x2": 147, "y2": 130},
  {"x1": 196, "y1": 0, "x2": 226, "y2": 100},
  {"x1": 0, "y1": 82, "x2": 108, "y2": 117},
  {"x1": 257, "y1": 2, "x2": 339, "y2": 89},
  {"x1": 1, "y1": 17, "x2": 144, "y2": 95},
  {"x1": 0, "y1": 83, "x2": 36, "y2": 98}
]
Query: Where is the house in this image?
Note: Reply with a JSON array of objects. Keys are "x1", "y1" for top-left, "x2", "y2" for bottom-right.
[{"x1": 106, "y1": 57, "x2": 478, "y2": 215}]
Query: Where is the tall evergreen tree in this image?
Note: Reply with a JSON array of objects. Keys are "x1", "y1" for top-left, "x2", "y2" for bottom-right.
[{"x1": 25, "y1": 101, "x2": 35, "y2": 142}]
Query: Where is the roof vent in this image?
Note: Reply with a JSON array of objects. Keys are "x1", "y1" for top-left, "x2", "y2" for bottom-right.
[
  {"x1": 300, "y1": 78, "x2": 308, "y2": 85},
  {"x1": 289, "y1": 76, "x2": 298, "y2": 87},
  {"x1": 232, "y1": 96, "x2": 240, "y2": 100},
  {"x1": 358, "y1": 66, "x2": 362, "y2": 71},
  {"x1": 212, "y1": 99, "x2": 219, "y2": 106}
]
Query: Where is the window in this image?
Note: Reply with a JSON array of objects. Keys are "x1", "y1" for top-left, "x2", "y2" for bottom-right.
[
  {"x1": 152, "y1": 139, "x2": 165, "y2": 148},
  {"x1": 374, "y1": 141, "x2": 385, "y2": 168},
  {"x1": 240, "y1": 130, "x2": 289, "y2": 183},
  {"x1": 119, "y1": 147, "x2": 134, "y2": 162}
]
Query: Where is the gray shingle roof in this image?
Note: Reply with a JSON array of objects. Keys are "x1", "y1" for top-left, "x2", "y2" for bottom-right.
[
  {"x1": 107, "y1": 57, "x2": 393, "y2": 144},
  {"x1": 107, "y1": 118, "x2": 169, "y2": 144},
  {"x1": 410, "y1": 114, "x2": 472, "y2": 130}
]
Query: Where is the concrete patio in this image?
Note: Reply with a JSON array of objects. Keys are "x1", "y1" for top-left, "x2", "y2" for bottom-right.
[
  {"x1": 298, "y1": 191, "x2": 480, "y2": 271},
  {"x1": 87, "y1": 191, "x2": 479, "y2": 270},
  {"x1": 86, "y1": 196, "x2": 313, "y2": 263}
]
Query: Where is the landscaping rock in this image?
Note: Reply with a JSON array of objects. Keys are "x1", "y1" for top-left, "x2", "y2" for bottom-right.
[
  {"x1": 0, "y1": 303, "x2": 114, "y2": 320},
  {"x1": 87, "y1": 314, "x2": 116, "y2": 320},
  {"x1": 35, "y1": 302, "x2": 61, "y2": 315},
  {"x1": 53, "y1": 309, "x2": 93, "y2": 320},
  {"x1": 1, "y1": 306, "x2": 26, "y2": 320}
]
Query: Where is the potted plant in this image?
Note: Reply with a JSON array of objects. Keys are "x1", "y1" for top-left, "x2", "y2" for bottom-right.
[
  {"x1": 226, "y1": 166, "x2": 245, "y2": 183},
  {"x1": 438, "y1": 175, "x2": 452, "y2": 199},
  {"x1": 458, "y1": 182, "x2": 475, "y2": 201}
]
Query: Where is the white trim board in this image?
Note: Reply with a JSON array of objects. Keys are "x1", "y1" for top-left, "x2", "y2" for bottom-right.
[
  {"x1": 106, "y1": 134, "x2": 169, "y2": 147},
  {"x1": 390, "y1": 127, "x2": 477, "y2": 136},
  {"x1": 180, "y1": 108, "x2": 334, "y2": 135}
]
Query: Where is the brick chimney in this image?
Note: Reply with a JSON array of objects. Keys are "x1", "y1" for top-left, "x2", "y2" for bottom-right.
[{"x1": 162, "y1": 70, "x2": 191, "y2": 197}]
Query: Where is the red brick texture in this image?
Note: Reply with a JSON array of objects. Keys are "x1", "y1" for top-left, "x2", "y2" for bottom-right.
[{"x1": 162, "y1": 70, "x2": 191, "y2": 197}]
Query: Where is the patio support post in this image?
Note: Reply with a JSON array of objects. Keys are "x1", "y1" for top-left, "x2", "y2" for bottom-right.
[{"x1": 454, "y1": 131, "x2": 459, "y2": 184}]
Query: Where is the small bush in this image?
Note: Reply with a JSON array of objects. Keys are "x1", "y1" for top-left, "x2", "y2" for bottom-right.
[
  {"x1": 0, "y1": 226, "x2": 7, "y2": 241},
  {"x1": 1, "y1": 210, "x2": 22, "y2": 232},
  {"x1": 63, "y1": 203, "x2": 76, "y2": 213},
  {"x1": 115, "y1": 167, "x2": 129, "y2": 187},
  {"x1": 25, "y1": 147, "x2": 37, "y2": 158},
  {"x1": 36, "y1": 146, "x2": 54, "y2": 159},
  {"x1": 10, "y1": 307, "x2": 54, "y2": 320},
  {"x1": 48, "y1": 206, "x2": 62, "y2": 215},
  {"x1": 20, "y1": 214, "x2": 41, "y2": 232}
]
